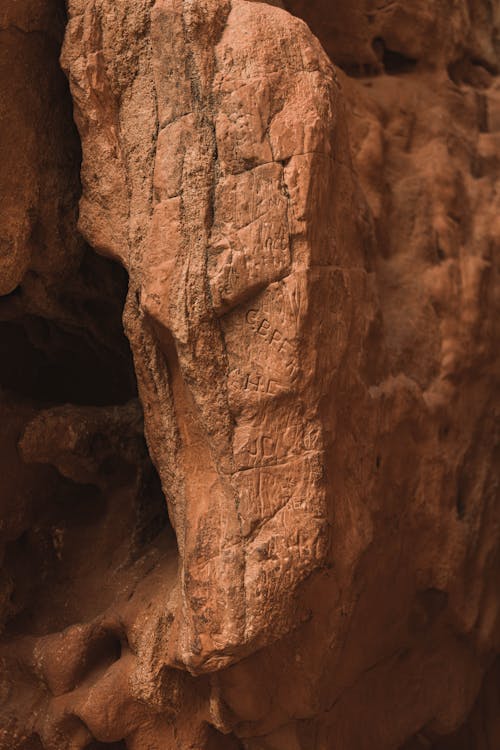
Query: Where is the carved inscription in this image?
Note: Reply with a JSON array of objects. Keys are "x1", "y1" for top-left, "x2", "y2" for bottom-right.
[
  {"x1": 232, "y1": 409, "x2": 323, "y2": 471},
  {"x1": 222, "y1": 277, "x2": 304, "y2": 427},
  {"x1": 243, "y1": 307, "x2": 298, "y2": 381},
  {"x1": 207, "y1": 163, "x2": 291, "y2": 314},
  {"x1": 243, "y1": 372, "x2": 283, "y2": 395},
  {"x1": 232, "y1": 452, "x2": 324, "y2": 537},
  {"x1": 245, "y1": 309, "x2": 296, "y2": 374}
]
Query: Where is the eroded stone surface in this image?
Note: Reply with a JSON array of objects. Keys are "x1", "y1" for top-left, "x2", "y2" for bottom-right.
[
  {"x1": 60, "y1": 0, "x2": 373, "y2": 676},
  {"x1": 0, "y1": 0, "x2": 499, "y2": 748}
]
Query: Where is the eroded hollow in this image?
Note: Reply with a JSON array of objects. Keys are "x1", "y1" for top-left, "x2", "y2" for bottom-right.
[
  {"x1": 0, "y1": 253, "x2": 177, "y2": 637},
  {"x1": 0, "y1": 0, "x2": 179, "y2": 743},
  {"x1": 372, "y1": 37, "x2": 418, "y2": 75},
  {"x1": 0, "y1": 253, "x2": 137, "y2": 406},
  {"x1": 0, "y1": 313, "x2": 133, "y2": 406},
  {"x1": 19, "y1": 736, "x2": 44, "y2": 750}
]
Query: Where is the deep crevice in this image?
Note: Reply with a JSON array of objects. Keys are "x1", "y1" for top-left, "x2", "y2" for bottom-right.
[
  {"x1": 372, "y1": 37, "x2": 418, "y2": 75},
  {"x1": 205, "y1": 726, "x2": 246, "y2": 750},
  {"x1": 0, "y1": 260, "x2": 136, "y2": 407},
  {"x1": 0, "y1": 0, "x2": 179, "y2": 743},
  {"x1": 19, "y1": 736, "x2": 44, "y2": 750},
  {"x1": 134, "y1": 462, "x2": 173, "y2": 550},
  {"x1": 448, "y1": 56, "x2": 497, "y2": 88},
  {"x1": 71, "y1": 630, "x2": 124, "y2": 690}
]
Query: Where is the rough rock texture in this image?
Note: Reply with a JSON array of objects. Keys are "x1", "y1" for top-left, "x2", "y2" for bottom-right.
[{"x1": 0, "y1": 0, "x2": 499, "y2": 748}]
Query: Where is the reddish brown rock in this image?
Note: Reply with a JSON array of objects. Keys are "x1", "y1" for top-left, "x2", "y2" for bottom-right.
[{"x1": 0, "y1": 0, "x2": 499, "y2": 748}]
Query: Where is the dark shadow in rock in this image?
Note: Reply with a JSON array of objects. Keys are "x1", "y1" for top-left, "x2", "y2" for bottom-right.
[
  {"x1": 0, "y1": 314, "x2": 135, "y2": 406},
  {"x1": 372, "y1": 37, "x2": 418, "y2": 75}
]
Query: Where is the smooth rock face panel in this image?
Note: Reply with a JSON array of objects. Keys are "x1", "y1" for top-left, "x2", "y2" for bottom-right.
[{"x1": 0, "y1": 0, "x2": 499, "y2": 748}]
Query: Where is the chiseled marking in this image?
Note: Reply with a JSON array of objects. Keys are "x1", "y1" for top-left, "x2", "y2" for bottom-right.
[{"x1": 243, "y1": 372, "x2": 283, "y2": 395}]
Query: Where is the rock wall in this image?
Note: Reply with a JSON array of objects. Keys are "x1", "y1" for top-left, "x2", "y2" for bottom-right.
[{"x1": 0, "y1": 0, "x2": 499, "y2": 748}]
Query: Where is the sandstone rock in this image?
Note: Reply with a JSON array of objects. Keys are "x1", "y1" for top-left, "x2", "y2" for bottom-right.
[
  {"x1": 61, "y1": 0, "x2": 374, "y2": 675},
  {"x1": 0, "y1": 0, "x2": 499, "y2": 748}
]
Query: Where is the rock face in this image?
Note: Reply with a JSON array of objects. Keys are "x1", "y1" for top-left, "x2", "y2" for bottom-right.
[
  {"x1": 0, "y1": 0, "x2": 499, "y2": 749},
  {"x1": 61, "y1": 0, "x2": 372, "y2": 674}
]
